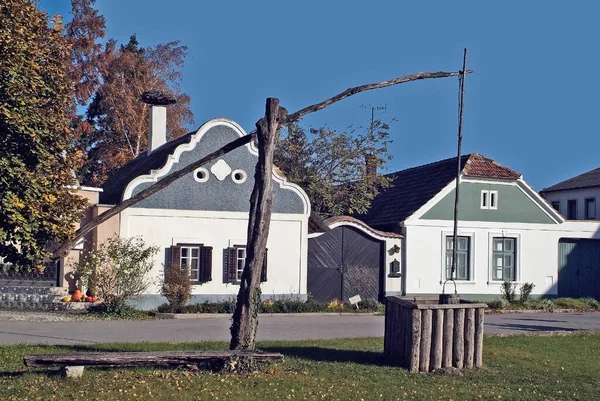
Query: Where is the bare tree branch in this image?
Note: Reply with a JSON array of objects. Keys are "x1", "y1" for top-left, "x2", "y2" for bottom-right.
[
  {"x1": 283, "y1": 70, "x2": 473, "y2": 124},
  {"x1": 51, "y1": 68, "x2": 471, "y2": 260}
]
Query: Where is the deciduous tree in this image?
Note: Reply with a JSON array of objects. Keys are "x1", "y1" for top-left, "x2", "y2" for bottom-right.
[
  {"x1": 0, "y1": 0, "x2": 87, "y2": 270},
  {"x1": 78, "y1": 35, "x2": 194, "y2": 186},
  {"x1": 274, "y1": 118, "x2": 392, "y2": 217}
]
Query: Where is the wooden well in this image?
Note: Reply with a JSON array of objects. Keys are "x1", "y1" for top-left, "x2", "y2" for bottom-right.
[{"x1": 384, "y1": 296, "x2": 486, "y2": 372}]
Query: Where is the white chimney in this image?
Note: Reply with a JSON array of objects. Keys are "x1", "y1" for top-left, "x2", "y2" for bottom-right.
[
  {"x1": 141, "y1": 89, "x2": 177, "y2": 155},
  {"x1": 148, "y1": 105, "x2": 167, "y2": 155}
]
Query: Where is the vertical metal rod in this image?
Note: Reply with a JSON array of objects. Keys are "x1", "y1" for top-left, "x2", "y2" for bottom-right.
[{"x1": 450, "y1": 48, "x2": 468, "y2": 293}]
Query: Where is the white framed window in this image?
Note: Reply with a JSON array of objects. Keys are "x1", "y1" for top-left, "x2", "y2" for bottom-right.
[
  {"x1": 193, "y1": 167, "x2": 209, "y2": 183},
  {"x1": 480, "y1": 190, "x2": 489, "y2": 209},
  {"x1": 481, "y1": 190, "x2": 498, "y2": 210},
  {"x1": 231, "y1": 169, "x2": 247, "y2": 184},
  {"x1": 492, "y1": 238, "x2": 516, "y2": 281},
  {"x1": 236, "y1": 246, "x2": 246, "y2": 281},
  {"x1": 445, "y1": 236, "x2": 470, "y2": 280},
  {"x1": 180, "y1": 246, "x2": 200, "y2": 280},
  {"x1": 490, "y1": 190, "x2": 498, "y2": 209}
]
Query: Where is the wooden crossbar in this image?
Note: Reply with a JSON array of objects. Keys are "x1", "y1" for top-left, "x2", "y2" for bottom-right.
[{"x1": 24, "y1": 350, "x2": 283, "y2": 368}]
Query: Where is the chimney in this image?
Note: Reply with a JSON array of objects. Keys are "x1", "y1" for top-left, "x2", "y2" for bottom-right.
[
  {"x1": 141, "y1": 89, "x2": 177, "y2": 155},
  {"x1": 365, "y1": 153, "x2": 377, "y2": 182}
]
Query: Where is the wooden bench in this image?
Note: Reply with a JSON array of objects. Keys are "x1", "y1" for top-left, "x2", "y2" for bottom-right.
[{"x1": 24, "y1": 350, "x2": 284, "y2": 377}]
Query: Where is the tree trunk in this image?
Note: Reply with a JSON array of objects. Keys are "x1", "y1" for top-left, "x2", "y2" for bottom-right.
[{"x1": 230, "y1": 98, "x2": 284, "y2": 350}]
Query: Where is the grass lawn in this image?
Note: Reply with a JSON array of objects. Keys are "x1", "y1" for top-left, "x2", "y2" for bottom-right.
[{"x1": 1, "y1": 334, "x2": 599, "y2": 401}]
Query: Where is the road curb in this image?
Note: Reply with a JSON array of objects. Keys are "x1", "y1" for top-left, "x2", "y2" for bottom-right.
[
  {"x1": 152, "y1": 312, "x2": 380, "y2": 319},
  {"x1": 486, "y1": 308, "x2": 599, "y2": 314}
]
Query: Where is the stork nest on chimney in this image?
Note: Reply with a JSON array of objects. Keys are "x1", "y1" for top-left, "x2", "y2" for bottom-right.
[{"x1": 140, "y1": 89, "x2": 177, "y2": 106}]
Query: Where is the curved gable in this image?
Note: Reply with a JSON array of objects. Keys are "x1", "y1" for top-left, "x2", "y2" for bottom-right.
[{"x1": 123, "y1": 118, "x2": 309, "y2": 215}]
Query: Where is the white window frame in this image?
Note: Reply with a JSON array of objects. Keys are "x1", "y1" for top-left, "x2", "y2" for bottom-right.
[
  {"x1": 487, "y1": 232, "x2": 521, "y2": 284},
  {"x1": 481, "y1": 190, "x2": 498, "y2": 210},
  {"x1": 180, "y1": 245, "x2": 200, "y2": 281},
  {"x1": 440, "y1": 231, "x2": 476, "y2": 284},
  {"x1": 489, "y1": 190, "x2": 498, "y2": 210},
  {"x1": 480, "y1": 190, "x2": 489, "y2": 209},
  {"x1": 236, "y1": 246, "x2": 246, "y2": 281}
]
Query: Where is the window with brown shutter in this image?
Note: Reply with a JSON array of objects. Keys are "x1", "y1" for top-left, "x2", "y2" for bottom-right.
[
  {"x1": 170, "y1": 246, "x2": 181, "y2": 269},
  {"x1": 226, "y1": 247, "x2": 238, "y2": 283},
  {"x1": 171, "y1": 244, "x2": 212, "y2": 284},
  {"x1": 198, "y1": 246, "x2": 213, "y2": 283}
]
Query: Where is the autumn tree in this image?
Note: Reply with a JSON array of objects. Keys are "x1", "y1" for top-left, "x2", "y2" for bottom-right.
[
  {"x1": 274, "y1": 117, "x2": 392, "y2": 217},
  {"x1": 78, "y1": 34, "x2": 194, "y2": 186},
  {"x1": 0, "y1": 0, "x2": 87, "y2": 269}
]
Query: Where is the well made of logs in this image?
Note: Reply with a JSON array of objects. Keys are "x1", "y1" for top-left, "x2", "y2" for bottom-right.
[{"x1": 384, "y1": 296, "x2": 487, "y2": 372}]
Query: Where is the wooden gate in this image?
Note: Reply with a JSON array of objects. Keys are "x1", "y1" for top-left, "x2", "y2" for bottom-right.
[
  {"x1": 308, "y1": 225, "x2": 384, "y2": 303},
  {"x1": 558, "y1": 238, "x2": 600, "y2": 299}
]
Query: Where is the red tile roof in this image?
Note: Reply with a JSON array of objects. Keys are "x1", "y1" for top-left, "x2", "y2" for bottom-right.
[{"x1": 462, "y1": 153, "x2": 521, "y2": 180}]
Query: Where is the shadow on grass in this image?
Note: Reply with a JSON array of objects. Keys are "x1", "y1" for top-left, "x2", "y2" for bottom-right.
[{"x1": 263, "y1": 346, "x2": 386, "y2": 366}]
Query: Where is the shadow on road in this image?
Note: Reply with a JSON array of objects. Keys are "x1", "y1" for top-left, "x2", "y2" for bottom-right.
[
  {"x1": 0, "y1": 331, "x2": 101, "y2": 344},
  {"x1": 486, "y1": 323, "x2": 579, "y2": 332},
  {"x1": 263, "y1": 346, "x2": 385, "y2": 366}
]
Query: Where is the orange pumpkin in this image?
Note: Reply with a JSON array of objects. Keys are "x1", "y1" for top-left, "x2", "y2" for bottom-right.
[{"x1": 71, "y1": 289, "x2": 83, "y2": 302}]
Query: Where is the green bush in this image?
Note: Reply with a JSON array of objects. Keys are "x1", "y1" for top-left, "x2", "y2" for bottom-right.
[
  {"x1": 488, "y1": 298, "x2": 509, "y2": 310},
  {"x1": 73, "y1": 236, "x2": 159, "y2": 311},
  {"x1": 87, "y1": 299, "x2": 146, "y2": 319},
  {"x1": 160, "y1": 266, "x2": 192, "y2": 310},
  {"x1": 519, "y1": 282, "x2": 535, "y2": 304},
  {"x1": 500, "y1": 281, "x2": 517, "y2": 303}
]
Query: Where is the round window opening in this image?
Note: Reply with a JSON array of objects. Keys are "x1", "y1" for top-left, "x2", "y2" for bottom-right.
[
  {"x1": 231, "y1": 169, "x2": 247, "y2": 184},
  {"x1": 194, "y1": 167, "x2": 209, "y2": 183}
]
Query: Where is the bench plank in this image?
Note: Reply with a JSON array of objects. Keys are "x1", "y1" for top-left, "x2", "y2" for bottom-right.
[{"x1": 24, "y1": 350, "x2": 283, "y2": 368}]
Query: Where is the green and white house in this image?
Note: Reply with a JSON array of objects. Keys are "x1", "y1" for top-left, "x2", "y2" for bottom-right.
[{"x1": 357, "y1": 153, "x2": 600, "y2": 300}]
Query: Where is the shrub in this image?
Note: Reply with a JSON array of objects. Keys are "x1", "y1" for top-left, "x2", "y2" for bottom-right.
[
  {"x1": 500, "y1": 281, "x2": 517, "y2": 303},
  {"x1": 519, "y1": 282, "x2": 535, "y2": 304},
  {"x1": 160, "y1": 266, "x2": 192, "y2": 311},
  {"x1": 327, "y1": 298, "x2": 345, "y2": 312},
  {"x1": 359, "y1": 298, "x2": 381, "y2": 311},
  {"x1": 536, "y1": 299, "x2": 555, "y2": 312},
  {"x1": 73, "y1": 236, "x2": 159, "y2": 311},
  {"x1": 583, "y1": 298, "x2": 600, "y2": 310},
  {"x1": 87, "y1": 299, "x2": 146, "y2": 319},
  {"x1": 488, "y1": 297, "x2": 509, "y2": 310}
]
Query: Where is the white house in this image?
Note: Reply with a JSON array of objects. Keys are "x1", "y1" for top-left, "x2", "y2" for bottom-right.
[
  {"x1": 356, "y1": 154, "x2": 600, "y2": 300},
  {"x1": 540, "y1": 167, "x2": 600, "y2": 221},
  {"x1": 94, "y1": 103, "x2": 313, "y2": 309}
]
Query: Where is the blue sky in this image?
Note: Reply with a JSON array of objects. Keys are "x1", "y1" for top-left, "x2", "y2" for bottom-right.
[{"x1": 39, "y1": 0, "x2": 600, "y2": 190}]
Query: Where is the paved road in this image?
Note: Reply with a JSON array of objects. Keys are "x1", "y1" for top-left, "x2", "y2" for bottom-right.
[{"x1": 0, "y1": 312, "x2": 598, "y2": 345}]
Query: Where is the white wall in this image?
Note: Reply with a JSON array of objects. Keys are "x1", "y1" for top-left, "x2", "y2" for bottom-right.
[
  {"x1": 403, "y1": 219, "x2": 600, "y2": 297},
  {"x1": 120, "y1": 208, "x2": 308, "y2": 298},
  {"x1": 383, "y1": 236, "x2": 403, "y2": 296},
  {"x1": 543, "y1": 187, "x2": 600, "y2": 220}
]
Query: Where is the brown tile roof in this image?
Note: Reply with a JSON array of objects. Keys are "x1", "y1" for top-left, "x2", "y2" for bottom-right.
[
  {"x1": 540, "y1": 167, "x2": 600, "y2": 193},
  {"x1": 463, "y1": 153, "x2": 521, "y2": 180},
  {"x1": 356, "y1": 153, "x2": 521, "y2": 227}
]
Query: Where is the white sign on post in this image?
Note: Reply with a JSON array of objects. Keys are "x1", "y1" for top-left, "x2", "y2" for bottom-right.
[{"x1": 349, "y1": 295, "x2": 361, "y2": 310}]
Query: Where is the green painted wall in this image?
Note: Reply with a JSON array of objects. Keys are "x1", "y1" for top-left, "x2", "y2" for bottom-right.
[{"x1": 421, "y1": 183, "x2": 556, "y2": 224}]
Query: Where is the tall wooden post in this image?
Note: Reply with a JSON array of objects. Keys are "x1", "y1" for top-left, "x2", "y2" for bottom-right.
[{"x1": 230, "y1": 98, "x2": 284, "y2": 350}]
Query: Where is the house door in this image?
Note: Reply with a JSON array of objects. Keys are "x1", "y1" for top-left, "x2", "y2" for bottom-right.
[
  {"x1": 308, "y1": 225, "x2": 383, "y2": 303},
  {"x1": 558, "y1": 238, "x2": 600, "y2": 299}
]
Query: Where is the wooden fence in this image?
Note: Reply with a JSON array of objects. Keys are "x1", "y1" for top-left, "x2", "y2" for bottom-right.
[{"x1": 384, "y1": 297, "x2": 487, "y2": 372}]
